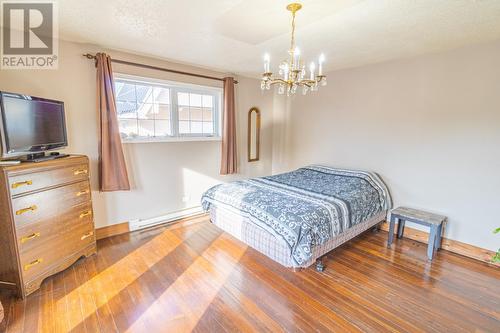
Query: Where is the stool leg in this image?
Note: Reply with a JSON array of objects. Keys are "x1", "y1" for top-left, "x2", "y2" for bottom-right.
[
  {"x1": 427, "y1": 225, "x2": 437, "y2": 260},
  {"x1": 397, "y1": 219, "x2": 405, "y2": 239},
  {"x1": 316, "y1": 258, "x2": 325, "y2": 272},
  {"x1": 387, "y1": 216, "x2": 396, "y2": 248},
  {"x1": 434, "y1": 224, "x2": 443, "y2": 250}
]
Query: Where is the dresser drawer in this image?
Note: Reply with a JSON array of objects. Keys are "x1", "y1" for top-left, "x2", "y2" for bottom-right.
[
  {"x1": 16, "y1": 202, "x2": 94, "y2": 253},
  {"x1": 20, "y1": 222, "x2": 95, "y2": 281},
  {"x1": 8, "y1": 163, "x2": 89, "y2": 196},
  {"x1": 12, "y1": 181, "x2": 91, "y2": 227}
]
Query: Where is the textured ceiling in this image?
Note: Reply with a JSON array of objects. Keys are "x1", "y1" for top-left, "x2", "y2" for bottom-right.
[{"x1": 52, "y1": 0, "x2": 500, "y2": 77}]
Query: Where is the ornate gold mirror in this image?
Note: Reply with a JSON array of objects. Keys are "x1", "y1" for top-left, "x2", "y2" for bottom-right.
[{"x1": 248, "y1": 107, "x2": 261, "y2": 162}]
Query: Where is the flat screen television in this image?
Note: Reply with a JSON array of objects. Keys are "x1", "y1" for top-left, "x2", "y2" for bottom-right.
[{"x1": 0, "y1": 91, "x2": 68, "y2": 159}]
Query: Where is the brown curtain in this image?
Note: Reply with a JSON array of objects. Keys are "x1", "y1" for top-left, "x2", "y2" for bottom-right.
[
  {"x1": 0, "y1": 299, "x2": 3, "y2": 324},
  {"x1": 220, "y1": 77, "x2": 237, "y2": 175},
  {"x1": 95, "y1": 53, "x2": 130, "y2": 191}
]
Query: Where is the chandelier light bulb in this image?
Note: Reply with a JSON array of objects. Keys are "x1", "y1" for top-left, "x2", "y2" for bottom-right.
[
  {"x1": 294, "y1": 47, "x2": 300, "y2": 69},
  {"x1": 264, "y1": 53, "x2": 270, "y2": 73},
  {"x1": 309, "y1": 62, "x2": 315, "y2": 80},
  {"x1": 318, "y1": 53, "x2": 325, "y2": 76}
]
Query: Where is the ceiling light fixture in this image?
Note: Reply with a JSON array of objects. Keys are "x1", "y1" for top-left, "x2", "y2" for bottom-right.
[{"x1": 261, "y1": 3, "x2": 326, "y2": 96}]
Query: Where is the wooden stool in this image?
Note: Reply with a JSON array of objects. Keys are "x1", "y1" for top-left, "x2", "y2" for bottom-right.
[{"x1": 387, "y1": 207, "x2": 446, "y2": 260}]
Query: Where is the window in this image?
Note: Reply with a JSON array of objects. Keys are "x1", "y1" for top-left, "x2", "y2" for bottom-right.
[{"x1": 114, "y1": 74, "x2": 221, "y2": 142}]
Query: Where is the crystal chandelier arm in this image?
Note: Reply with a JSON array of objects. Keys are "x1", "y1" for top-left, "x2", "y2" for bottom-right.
[
  {"x1": 298, "y1": 80, "x2": 316, "y2": 88},
  {"x1": 268, "y1": 78, "x2": 288, "y2": 85}
]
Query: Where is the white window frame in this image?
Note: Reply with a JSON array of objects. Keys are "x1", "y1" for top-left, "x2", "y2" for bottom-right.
[{"x1": 114, "y1": 73, "x2": 222, "y2": 143}]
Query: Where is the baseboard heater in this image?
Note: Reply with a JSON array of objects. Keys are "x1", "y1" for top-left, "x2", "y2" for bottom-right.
[{"x1": 128, "y1": 206, "x2": 204, "y2": 232}]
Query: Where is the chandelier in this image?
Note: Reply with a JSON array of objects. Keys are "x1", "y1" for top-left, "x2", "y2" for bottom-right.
[{"x1": 261, "y1": 3, "x2": 326, "y2": 96}]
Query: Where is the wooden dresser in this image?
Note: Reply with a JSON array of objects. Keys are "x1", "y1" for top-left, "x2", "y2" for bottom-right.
[{"x1": 0, "y1": 155, "x2": 96, "y2": 298}]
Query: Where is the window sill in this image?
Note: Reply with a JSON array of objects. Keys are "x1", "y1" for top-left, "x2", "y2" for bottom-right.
[{"x1": 122, "y1": 136, "x2": 222, "y2": 144}]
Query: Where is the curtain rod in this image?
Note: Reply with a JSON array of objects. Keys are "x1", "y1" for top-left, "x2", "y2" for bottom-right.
[{"x1": 83, "y1": 53, "x2": 238, "y2": 84}]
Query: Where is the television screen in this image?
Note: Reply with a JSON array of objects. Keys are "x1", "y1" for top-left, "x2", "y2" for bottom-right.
[{"x1": 0, "y1": 92, "x2": 67, "y2": 157}]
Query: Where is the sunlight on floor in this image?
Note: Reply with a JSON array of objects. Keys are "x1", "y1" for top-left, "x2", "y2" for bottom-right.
[
  {"x1": 57, "y1": 224, "x2": 202, "y2": 332},
  {"x1": 125, "y1": 233, "x2": 248, "y2": 332}
]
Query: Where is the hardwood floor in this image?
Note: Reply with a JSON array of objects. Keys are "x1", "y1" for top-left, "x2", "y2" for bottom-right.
[{"x1": 1, "y1": 215, "x2": 499, "y2": 332}]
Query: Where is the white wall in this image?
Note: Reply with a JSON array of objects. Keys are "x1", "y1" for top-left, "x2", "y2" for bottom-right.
[
  {"x1": 0, "y1": 40, "x2": 274, "y2": 228},
  {"x1": 284, "y1": 40, "x2": 500, "y2": 251}
]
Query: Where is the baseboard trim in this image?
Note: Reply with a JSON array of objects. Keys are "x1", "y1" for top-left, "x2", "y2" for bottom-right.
[
  {"x1": 380, "y1": 221, "x2": 499, "y2": 267},
  {"x1": 95, "y1": 207, "x2": 207, "y2": 240},
  {"x1": 129, "y1": 206, "x2": 204, "y2": 232},
  {"x1": 96, "y1": 222, "x2": 130, "y2": 240}
]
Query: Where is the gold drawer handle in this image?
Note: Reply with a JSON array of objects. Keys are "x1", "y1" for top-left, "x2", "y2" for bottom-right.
[
  {"x1": 21, "y1": 232, "x2": 41, "y2": 243},
  {"x1": 16, "y1": 205, "x2": 38, "y2": 216},
  {"x1": 24, "y1": 258, "x2": 43, "y2": 271},
  {"x1": 81, "y1": 231, "x2": 94, "y2": 240},
  {"x1": 79, "y1": 210, "x2": 92, "y2": 219},
  {"x1": 74, "y1": 169, "x2": 88, "y2": 176},
  {"x1": 11, "y1": 180, "x2": 33, "y2": 189},
  {"x1": 76, "y1": 189, "x2": 90, "y2": 197}
]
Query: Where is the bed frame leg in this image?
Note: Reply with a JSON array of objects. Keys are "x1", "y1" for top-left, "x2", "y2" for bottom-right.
[
  {"x1": 372, "y1": 223, "x2": 381, "y2": 233},
  {"x1": 315, "y1": 258, "x2": 325, "y2": 272},
  {"x1": 293, "y1": 267, "x2": 302, "y2": 272}
]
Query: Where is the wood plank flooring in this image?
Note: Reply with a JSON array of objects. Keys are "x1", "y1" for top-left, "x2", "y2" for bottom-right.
[{"x1": 1, "y1": 216, "x2": 499, "y2": 332}]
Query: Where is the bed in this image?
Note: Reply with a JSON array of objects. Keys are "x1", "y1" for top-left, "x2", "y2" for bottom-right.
[{"x1": 201, "y1": 165, "x2": 392, "y2": 270}]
